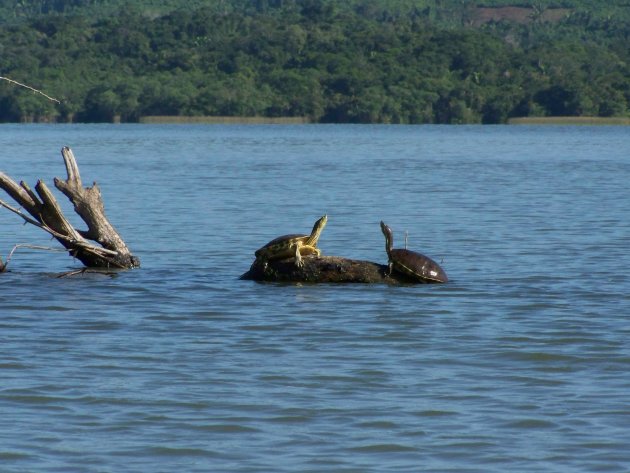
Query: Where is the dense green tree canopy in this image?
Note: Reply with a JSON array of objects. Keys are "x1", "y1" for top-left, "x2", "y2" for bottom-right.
[{"x1": 0, "y1": 0, "x2": 629, "y2": 123}]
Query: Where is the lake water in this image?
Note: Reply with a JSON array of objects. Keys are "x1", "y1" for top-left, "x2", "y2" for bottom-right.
[{"x1": 1, "y1": 124, "x2": 629, "y2": 472}]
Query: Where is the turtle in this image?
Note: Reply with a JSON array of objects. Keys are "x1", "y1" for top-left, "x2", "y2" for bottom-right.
[
  {"x1": 255, "y1": 214, "x2": 328, "y2": 268},
  {"x1": 380, "y1": 221, "x2": 448, "y2": 283}
]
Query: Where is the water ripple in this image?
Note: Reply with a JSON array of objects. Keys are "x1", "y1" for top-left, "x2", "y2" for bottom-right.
[{"x1": 2, "y1": 125, "x2": 630, "y2": 473}]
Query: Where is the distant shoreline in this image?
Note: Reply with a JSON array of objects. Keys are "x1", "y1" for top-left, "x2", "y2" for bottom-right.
[
  {"x1": 508, "y1": 116, "x2": 630, "y2": 125},
  {"x1": 139, "y1": 116, "x2": 310, "y2": 125},
  {"x1": 142, "y1": 115, "x2": 630, "y2": 126},
  {"x1": 3, "y1": 115, "x2": 630, "y2": 125}
]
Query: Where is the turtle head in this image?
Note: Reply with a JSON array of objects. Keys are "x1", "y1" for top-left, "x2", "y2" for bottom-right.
[
  {"x1": 380, "y1": 221, "x2": 393, "y2": 256},
  {"x1": 308, "y1": 214, "x2": 328, "y2": 244}
]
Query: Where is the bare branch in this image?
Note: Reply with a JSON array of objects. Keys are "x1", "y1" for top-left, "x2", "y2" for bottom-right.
[
  {"x1": 1, "y1": 243, "x2": 66, "y2": 272},
  {"x1": 0, "y1": 76, "x2": 61, "y2": 104},
  {"x1": 0, "y1": 172, "x2": 39, "y2": 214},
  {"x1": 0, "y1": 147, "x2": 138, "y2": 269},
  {"x1": 60, "y1": 146, "x2": 81, "y2": 186},
  {"x1": 0, "y1": 198, "x2": 118, "y2": 258},
  {"x1": 0, "y1": 198, "x2": 42, "y2": 227}
]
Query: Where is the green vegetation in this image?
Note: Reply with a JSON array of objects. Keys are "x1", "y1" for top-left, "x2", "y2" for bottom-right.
[
  {"x1": 508, "y1": 116, "x2": 630, "y2": 125},
  {"x1": 0, "y1": 0, "x2": 629, "y2": 123}
]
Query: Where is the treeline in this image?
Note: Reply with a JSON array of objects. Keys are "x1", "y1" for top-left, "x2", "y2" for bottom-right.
[{"x1": 1, "y1": 0, "x2": 629, "y2": 123}]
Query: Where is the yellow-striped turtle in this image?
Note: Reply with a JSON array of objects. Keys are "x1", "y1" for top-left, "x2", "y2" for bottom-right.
[
  {"x1": 380, "y1": 221, "x2": 448, "y2": 283},
  {"x1": 255, "y1": 215, "x2": 328, "y2": 268}
]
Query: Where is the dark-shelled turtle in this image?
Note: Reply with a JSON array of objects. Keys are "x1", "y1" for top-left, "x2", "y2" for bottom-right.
[{"x1": 380, "y1": 221, "x2": 448, "y2": 283}]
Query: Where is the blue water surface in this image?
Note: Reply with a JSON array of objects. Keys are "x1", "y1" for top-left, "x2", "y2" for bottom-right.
[{"x1": 1, "y1": 124, "x2": 630, "y2": 472}]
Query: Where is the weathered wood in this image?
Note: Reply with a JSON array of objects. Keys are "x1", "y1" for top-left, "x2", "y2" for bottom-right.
[
  {"x1": 240, "y1": 255, "x2": 441, "y2": 284},
  {"x1": 0, "y1": 147, "x2": 139, "y2": 269}
]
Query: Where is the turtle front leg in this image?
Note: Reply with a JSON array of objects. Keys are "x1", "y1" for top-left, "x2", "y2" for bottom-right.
[
  {"x1": 293, "y1": 242, "x2": 304, "y2": 268},
  {"x1": 386, "y1": 260, "x2": 394, "y2": 277},
  {"x1": 298, "y1": 245, "x2": 321, "y2": 264}
]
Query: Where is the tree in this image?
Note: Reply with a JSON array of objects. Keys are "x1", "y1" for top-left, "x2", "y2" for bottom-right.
[
  {"x1": 1, "y1": 0, "x2": 630, "y2": 124},
  {"x1": 80, "y1": 86, "x2": 121, "y2": 122},
  {"x1": 534, "y1": 85, "x2": 581, "y2": 116}
]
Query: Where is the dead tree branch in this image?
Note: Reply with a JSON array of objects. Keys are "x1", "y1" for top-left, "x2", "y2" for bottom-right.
[
  {"x1": 0, "y1": 147, "x2": 139, "y2": 269},
  {"x1": 0, "y1": 76, "x2": 61, "y2": 104}
]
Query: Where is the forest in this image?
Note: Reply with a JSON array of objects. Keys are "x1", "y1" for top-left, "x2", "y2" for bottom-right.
[{"x1": 0, "y1": 0, "x2": 629, "y2": 123}]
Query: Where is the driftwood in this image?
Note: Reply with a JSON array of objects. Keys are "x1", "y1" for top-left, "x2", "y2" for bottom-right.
[
  {"x1": 0, "y1": 147, "x2": 139, "y2": 269},
  {"x1": 240, "y1": 255, "x2": 442, "y2": 284}
]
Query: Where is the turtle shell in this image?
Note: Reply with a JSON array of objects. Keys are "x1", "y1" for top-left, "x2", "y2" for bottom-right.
[
  {"x1": 255, "y1": 234, "x2": 307, "y2": 259},
  {"x1": 390, "y1": 248, "x2": 448, "y2": 283}
]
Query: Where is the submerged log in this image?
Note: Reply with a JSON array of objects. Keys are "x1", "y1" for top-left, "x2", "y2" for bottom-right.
[
  {"x1": 0, "y1": 147, "x2": 139, "y2": 269},
  {"x1": 240, "y1": 255, "x2": 440, "y2": 284}
]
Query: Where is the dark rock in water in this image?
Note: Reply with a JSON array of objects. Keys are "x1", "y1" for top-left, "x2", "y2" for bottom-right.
[{"x1": 240, "y1": 255, "x2": 444, "y2": 284}]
